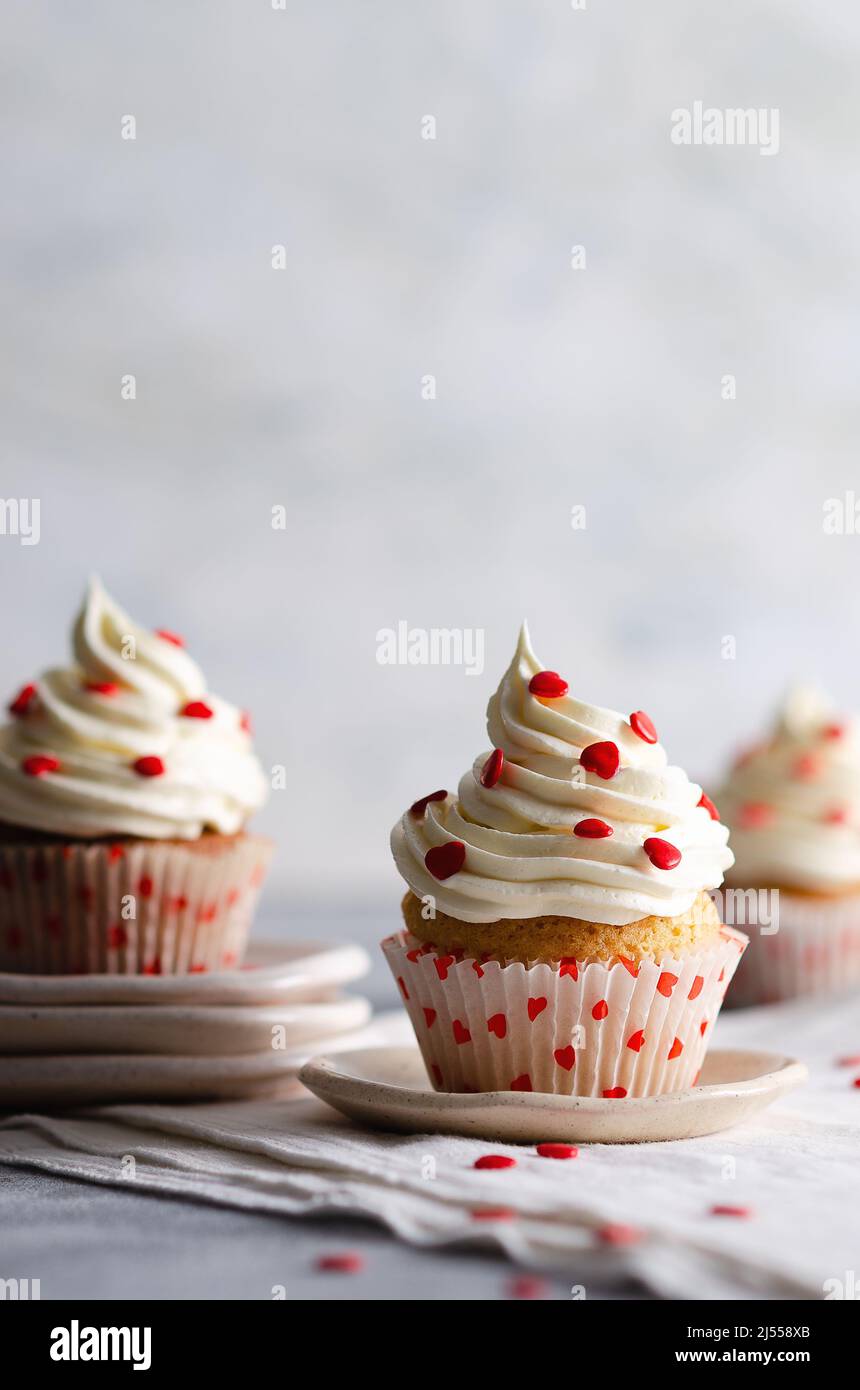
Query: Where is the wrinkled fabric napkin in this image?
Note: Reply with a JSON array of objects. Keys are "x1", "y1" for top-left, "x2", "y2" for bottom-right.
[{"x1": 1, "y1": 997, "x2": 858, "y2": 1300}]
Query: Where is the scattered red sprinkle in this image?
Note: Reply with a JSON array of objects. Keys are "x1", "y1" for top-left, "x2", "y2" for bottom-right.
[
  {"x1": 836, "y1": 1054, "x2": 860, "y2": 1067},
  {"x1": 181, "y1": 700, "x2": 214, "y2": 720},
  {"x1": 852, "y1": 1078, "x2": 860, "y2": 1091},
  {"x1": 8, "y1": 683, "x2": 38, "y2": 716},
  {"x1": 410, "y1": 789, "x2": 447, "y2": 817},
  {"x1": 508, "y1": 1275, "x2": 549, "y2": 1299},
  {"x1": 474, "y1": 1154, "x2": 517, "y2": 1170},
  {"x1": 793, "y1": 754, "x2": 819, "y2": 781},
  {"x1": 317, "y1": 1253, "x2": 364, "y2": 1274},
  {"x1": 21, "y1": 754, "x2": 60, "y2": 777},
  {"x1": 480, "y1": 748, "x2": 504, "y2": 788},
  {"x1": 471, "y1": 1207, "x2": 515, "y2": 1222},
  {"x1": 425, "y1": 841, "x2": 466, "y2": 880},
  {"x1": 155, "y1": 629, "x2": 184, "y2": 647},
  {"x1": 239, "y1": 710, "x2": 252, "y2": 734},
  {"x1": 573, "y1": 818, "x2": 613, "y2": 839},
  {"x1": 643, "y1": 837, "x2": 682, "y2": 870},
  {"x1": 536, "y1": 1143, "x2": 578, "y2": 1160},
  {"x1": 528, "y1": 671, "x2": 569, "y2": 699},
  {"x1": 822, "y1": 722, "x2": 845, "y2": 741},
  {"x1": 580, "y1": 741, "x2": 620, "y2": 780},
  {"x1": 85, "y1": 681, "x2": 119, "y2": 696},
  {"x1": 629, "y1": 710, "x2": 657, "y2": 744},
  {"x1": 738, "y1": 802, "x2": 773, "y2": 829},
  {"x1": 597, "y1": 1223, "x2": 642, "y2": 1246},
  {"x1": 711, "y1": 1205, "x2": 752, "y2": 1218},
  {"x1": 698, "y1": 792, "x2": 720, "y2": 821},
  {"x1": 133, "y1": 756, "x2": 165, "y2": 778}
]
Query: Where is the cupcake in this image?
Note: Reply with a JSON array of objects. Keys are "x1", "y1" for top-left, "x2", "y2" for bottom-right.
[
  {"x1": 719, "y1": 686, "x2": 860, "y2": 1004},
  {"x1": 0, "y1": 578, "x2": 271, "y2": 975},
  {"x1": 383, "y1": 624, "x2": 743, "y2": 1098}
]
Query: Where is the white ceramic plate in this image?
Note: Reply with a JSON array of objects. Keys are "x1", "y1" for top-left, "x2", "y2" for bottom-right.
[
  {"x1": 0, "y1": 939, "x2": 370, "y2": 1007},
  {"x1": 299, "y1": 1046, "x2": 808, "y2": 1144},
  {"x1": 0, "y1": 993, "x2": 371, "y2": 1057},
  {"x1": 0, "y1": 1015, "x2": 405, "y2": 1108}
]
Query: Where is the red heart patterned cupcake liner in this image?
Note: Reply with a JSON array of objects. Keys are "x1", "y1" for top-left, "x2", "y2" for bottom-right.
[{"x1": 382, "y1": 925, "x2": 748, "y2": 1098}]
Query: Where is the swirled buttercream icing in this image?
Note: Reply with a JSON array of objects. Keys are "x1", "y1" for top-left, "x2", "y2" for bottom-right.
[
  {"x1": 391, "y1": 623, "x2": 733, "y2": 926},
  {"x1": 0, "y1": 578, "x2": 267, "y2": 839},
  {"x1": 719, "y1": 686, "x2": 860, "y2": 891}
]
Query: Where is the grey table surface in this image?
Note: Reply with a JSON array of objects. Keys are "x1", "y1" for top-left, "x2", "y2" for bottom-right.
[{"x1": 0, "y1": 902, "x2": 644, "y2": 1302}]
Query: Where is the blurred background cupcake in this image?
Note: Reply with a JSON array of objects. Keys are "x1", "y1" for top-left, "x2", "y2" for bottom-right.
[
  {"x1": 718, "y1": 686, "x2": 860, "y2": 1004},
  {"x1": 0, "y1": 578, "x2": 271, "y2": 975},
  {"x1": 383, "y1": 624, "x2": 744, "y2": 1098}
]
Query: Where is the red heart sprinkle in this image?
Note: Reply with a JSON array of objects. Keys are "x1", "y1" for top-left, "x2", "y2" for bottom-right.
[
  {"x1": 698, "y1": 792, "x2": 720, "y2": 821},
  {"x1": 852, "y1": 1078, "x2": 860, "y2": 1091},
  {"x1": 528, "y1": 670, "x2": 568, "y2": 699},
  {"x1": 474, "y1": 1154, "x2": 516, "y2": 1170},
  {"x1": 592, "y1": 999, "x2": 609, "y2": 1021},
  {"x1": 86, "y1": 681, "x2": 119, "y2": 695},
  {"x1": 793, "y1": 753, "x2": 819, "y2": 780},
  {"x1": 480, "y1": 748, "x2": 504, "y2": 788},
  {"x1": 410, "y1": 789, "x2": 447, "y2": 817},
  {"x1": 559, "y1": 957, "x2": 578, "y2": 980},
  {"x1": 133, "y1": 755, "x2": 165, "y2": 778},
  {"x1": 657, "y1": 971, "x2": 679, "y2": 997},
  {"x1": 667, "y1": 1037, "x2": 683, "y2": 1060},
  {"x1": 155, "y1": 629, "x2": 184, "y2": 647},
  {"x1": 21, "y1": 754, "x2": 60, "y2": 777},
  {"x1": 688, "y1": 975, "x2": 704, "y2": 1000},
  {"x1": 574, "y1": 818, "x2": 613, "y2": 838},
  {"x1": 711, "y1": 1205, "x2": 752, "y2": 1219},
  {"x1": 527, "y1": 996, "x2": 547, "y2": 1022},
  {"x1": 643, "y1": 837, "x2": 681, "y2": 870},
  {"x1": 397, "y1": 975, "x2": 409, "y2": 999},
  {"x1": 629, "y1": 710, "x2": 657, "y2": 744},
  {"x1": 580, "y1": 741, "x2": 620, "y2": 779},
  {"x1": 425, "y1": 841, "x2": 466, "y2": 880},
  {"x1": 434, "y1": 954, "x2": 455, "y2": 981},
  {"x1": 822, "y1": 722, "x2": 845, "y2": 740},
  {"x1": 510, "y1": 1074, "x2": 533, "y2": 1092},
  {"x1": 627, "y1": 1029, "x2": 645, "y2": 1052},
  {"x1": 553, "y1": 1045, "x2": 576, "y2": 1071},
  {"x1": 181, "y1": 699, "x2": 214, "y2": 719},
  {"x1": 239, "y1": 710, "x2": 252, "y2": 734},
  {"x1": 317, "y1": 1252, "x2": 364, "y2": 1273},
  {"x1": 597, "y1": 1222, "x2": 642, "y2": 1246},
  {"x1": 422, "y1": 1007, "x2": 436, "y2": 1028},
  {"x1": 8, "y1": 683, "x2": 38, "y2": 716},
  {"x1": 487, "y1": 1012, "x2": 507, "y2": 1039},
  {"x1": 536, "y1": 1143, "x2": 578, "y2": 1160},
  {"x1": 738, "y1": 801, "x2": 773, "y2": 829},
  {"x1": 452, "y1": 1019, "x2": 472, "y2": 1045},
  {"x1": 602, "y1": 1087, "x2": 628, "y2": 1099}
]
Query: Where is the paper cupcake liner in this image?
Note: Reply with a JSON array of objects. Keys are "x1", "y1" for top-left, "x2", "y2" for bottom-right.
[
  {"x1": 0, "y1": 835, "x2": 272, "y2": 976},
  {"x1": 725, "y1": 889, "x2": 860, "y2": 1005},
  {"x1": 382, "y1": 926, "x2": 748, "y2": 1098}
]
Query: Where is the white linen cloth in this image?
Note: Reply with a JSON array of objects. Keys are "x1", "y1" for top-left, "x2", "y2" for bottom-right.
[{"x1": 1, "y1": 996, "x2": 859, "y2": 1300}]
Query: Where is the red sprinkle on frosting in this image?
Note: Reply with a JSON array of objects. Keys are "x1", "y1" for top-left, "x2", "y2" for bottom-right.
[
  {"x1": 86, "y1": 681, "x2": 119, "y2": 696},
  {"x1": 410, "y1": 789, "x2": 447, "y2": 817},
  {"x1": 133, "y1": 755, "x2": 165, "y2": 778},
  {"x1": 480, "y1": 748, "x2": 504, "y2": 788},
  {"x1": 181, "y1": 700, "x2": 214, "y2": 720},
  {"x1": 643, "y1": 837, "x2": 682, "y2": 870},
  {"x1": 528, "y1": 670, "x2": 569, "y2": 699},
  {"x1": 629, "y1": 710, "x2": 657, "y2": 744},
  {"x1": 155, "y1": 629, "x2": 184, "y2": 647},
  {"x1": 21, "y1": 754, "x2": 59, "y2": 777},
  {"x1": 240, "y1": 710, "x2": 252, "y2": 734},
  {"x1": 573, "y1": 818, "x2": 613, "y2": 839},
  {"x1": 698, "y1": 792, "x2": 720, "y2": 821},
  {"x1": 424, "y1": 841, "x2": 466, "y2": 880},
  {"x1": 8, "y1": 683, "x2": 38, "y2": 717},
  {"x1": 580, "y1": 741, "x2": 620, "y2": 780},
  {"x1": 738, "y1": 801, "x2": 773, "y2": 829},
  {"x1": 822, "y1": 723, "x2": 845, "y2": 741},
  {"x1": 793, "y1": 753, "x2": 819, "y2": 781}
]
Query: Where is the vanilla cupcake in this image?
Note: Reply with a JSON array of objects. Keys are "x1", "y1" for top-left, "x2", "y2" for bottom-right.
[
  {"x1": 0, "y1": 578, "x2": 271, "y2": 975},
  {"x1": 383, "y1": 624, "x2": 744, "y2": 1097},
  {"x1": 719, "y1": 686, "x2": 860, "y2": 1003}
]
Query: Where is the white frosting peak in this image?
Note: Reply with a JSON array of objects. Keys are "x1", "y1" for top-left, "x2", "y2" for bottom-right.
[{"x1": 392, "y1": 625, "x2": 733, "y2": 926}]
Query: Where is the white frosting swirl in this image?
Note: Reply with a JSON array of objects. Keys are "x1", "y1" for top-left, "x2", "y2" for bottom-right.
[
  {"x1": 719, "y1": 686, "x2": 860, "y2": 890},
  {"x1": 0, "y1": 577, "x2": 267, "y2": 839},
  {"x1": 391, "y1": 623, "x2": 733, "y2": 926}
]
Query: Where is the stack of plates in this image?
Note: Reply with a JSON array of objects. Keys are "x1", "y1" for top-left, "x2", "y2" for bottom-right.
[{"x1": 0, "y1": 940, "x2": 376, "y2": 1107}]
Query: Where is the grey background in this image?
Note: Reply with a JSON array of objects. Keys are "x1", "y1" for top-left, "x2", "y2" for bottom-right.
[{"x1": 2, "y1": 0, "x2": 859, "y2": 913}]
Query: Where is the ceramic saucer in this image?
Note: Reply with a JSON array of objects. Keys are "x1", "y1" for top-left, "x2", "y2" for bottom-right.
[{"x1": 299, "y1": 1045, "x2": 807, "y2": 1144}]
